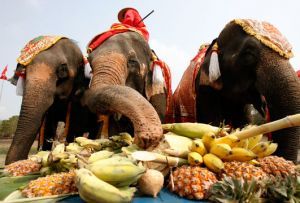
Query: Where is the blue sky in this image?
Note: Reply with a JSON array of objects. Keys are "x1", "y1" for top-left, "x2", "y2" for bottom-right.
[{"x1": 0, "y1": 0, "x2": 300, "y2": 120}]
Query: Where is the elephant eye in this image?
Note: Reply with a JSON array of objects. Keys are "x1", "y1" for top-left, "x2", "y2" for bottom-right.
[{"x1": 239, "y1": 49, "x2": 258, "y2": 68}]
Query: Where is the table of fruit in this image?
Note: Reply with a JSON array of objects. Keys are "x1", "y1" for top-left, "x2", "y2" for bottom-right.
[{"x1": 1, "y1": 114, "x2": 299, "y2": 203}]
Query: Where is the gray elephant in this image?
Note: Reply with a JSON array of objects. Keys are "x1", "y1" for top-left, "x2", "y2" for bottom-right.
[
  {"x1": 84, "y1": 8, "x2": 172, "y2": 149},
  {"x1": 174, "y1": 19, "x2": 300, "y2": 162},
  {"x1": 5, "y1": 36, "x2": 100, "y2": 164}
]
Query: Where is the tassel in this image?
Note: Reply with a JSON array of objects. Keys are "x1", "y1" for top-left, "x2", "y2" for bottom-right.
[
  {"x1": 152, "y1": 63, "x2": 164, "y2": 85},
  {"x1": 16, "y1": 76, "x2": 25, "y2": 96},
  {"x1": 208, "y1": 43, "x2": 221, "y2": 82},
  {"x1": 83, "y1": 56, "x2": 92, "y2": 79}
]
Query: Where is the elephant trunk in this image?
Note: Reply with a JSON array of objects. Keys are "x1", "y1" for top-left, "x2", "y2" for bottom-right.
[
  {"x1": 5, "y1": 64, "x2": 55, "y2": 164},
  {"x1": 86, "y1": 52, "x2": 163, "y2": 148},
  {"x1": 256, "y1": 48, "x2": 300, "y2": 163}
]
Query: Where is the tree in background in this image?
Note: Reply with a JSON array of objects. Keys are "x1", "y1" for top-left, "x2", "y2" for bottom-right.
[{"x1": 0, "y1": 116, "x2": 19, "y2": 138}]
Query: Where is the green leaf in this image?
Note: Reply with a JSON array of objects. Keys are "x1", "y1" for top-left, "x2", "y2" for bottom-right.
[
  {"x1": 3, "y1": 190, "x2": 78, "y2": 203},
  {"x1": 0, "y1": 174, "x2": 41, "y2": 200}
]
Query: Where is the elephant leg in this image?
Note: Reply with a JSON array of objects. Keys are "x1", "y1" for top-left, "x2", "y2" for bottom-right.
[
  {"x1": 149, "y1": 93, "x2": 167, "y2": 123},
  {"x1": 196, "y1": 86, "x2": 223, "y2": 126},
  {"x1": 42, "y1": 114, "x2": 58, "y2": 150}
]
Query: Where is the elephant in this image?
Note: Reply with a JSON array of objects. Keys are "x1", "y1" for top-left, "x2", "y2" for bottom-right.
[
  {"x1": 174, "y1": 19, "x2": 300, "y2": 162},
  {"x1": 5, "y1": 36, "x2": 100, "y2": 164},
  {"x1": 83, "y1": 9, "x2": 172, "y2": 149}
]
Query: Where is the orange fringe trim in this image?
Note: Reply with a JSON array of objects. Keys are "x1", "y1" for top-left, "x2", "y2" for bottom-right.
[{"x1": 233, "y1": 19, "x2": 293, "y2": 59}]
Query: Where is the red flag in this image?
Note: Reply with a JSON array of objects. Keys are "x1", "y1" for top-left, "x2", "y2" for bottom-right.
[{"x1": 0, "y1": 65, "x2": 8, "y2": 80}]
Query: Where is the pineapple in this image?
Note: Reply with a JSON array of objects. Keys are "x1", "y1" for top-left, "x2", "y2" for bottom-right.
[
  {"x1": 4, "y1": 159, "x2": 41, "y2": 176},
  {"x1": 263, "y1": 175, "x2": 300, "y2": 202},
  {"x1": 21, "y1": 171, "x2": 77, "y2": 197},
  {"x1": 221, "y1": 161, "x2": 268, "y2": 182},
  {"x1": 168, "y1": 165, "x2": 217, "y2": 200},
  {"x1": 258, "y1": 156, "x2": 297, "y2": 177},
  {"x1": 208, "y1": 176, "x2": 263, "y2": 203}
]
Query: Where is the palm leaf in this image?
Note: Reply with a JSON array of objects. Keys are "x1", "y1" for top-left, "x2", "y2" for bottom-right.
[
  {"x1": 3, "y1": 190, "x2": 78, "y2": 203},
  {"x1": 0, "y1": 174, "x2": 41, "y2": 200}
]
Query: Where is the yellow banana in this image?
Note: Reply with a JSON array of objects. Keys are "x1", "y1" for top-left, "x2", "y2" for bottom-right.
[
  {"x1": 75, "y1": 168, "x2": 136, "y2": 203},
  {"x1": 80, "y1": 139, "x2": 102, "y2": 151},
  {"x1": 233, "y1": 138, "x2": 249, "y2": 149},
  {"x1": 250, "y1": 141, "x2": 270, "y2": 154},
  {"x1": 162, "y1": 122, "x2": 222, "y2": 139},
  {"x1": 203, "y1": 153, "x2": 224, "y2": 173},
  {"x1": 212, "y1": 134, "x2": 239, "y2": 147},
  {"x1": 248, "y1": 159, "x2": 261, "y2": 166},
  {"x1": 188, "y1": 152, "x2": 203, "y2": 166},
  {"x1": 202, "y1": 132, "x2": 216, "y2": 150},
  {"x1": 66, "y1": 143, "x2": 84, "y2": 153},
  {"x1": 247, "y1": 134, "x2": 263, "y2": 149},
  {"x1": 75, "y1": 136, "x2": 88, "y2": 144},
  {"x1": 210, "y1": 143, "x2": 232, "y2": 159},
  {"x1": 223, "y1": 147, "x2": 257, "y2": 162},
  {"x1": 257, "y1": 143, "x2": 278, "y2": 158},
  {"x1": 87, "y1": 161, "x2": 145, "y2": 187},
  {"x1": 88, "y1": 150, "x2": 114, "y2": 164},
  {"x1": 52, "y1": 143, "x2": 65, "y2": 154},
  {"x1": 190, "y1": 139, "x2": 207, "y2": 156}
]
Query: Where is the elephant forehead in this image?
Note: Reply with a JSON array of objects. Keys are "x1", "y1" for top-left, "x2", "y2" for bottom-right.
[
  {"x1": 232, "y1": 19, "x2": 293, "y2": 59},
  {"x1": 26, "y1": 63, "x2": 54, "y2": 81}
]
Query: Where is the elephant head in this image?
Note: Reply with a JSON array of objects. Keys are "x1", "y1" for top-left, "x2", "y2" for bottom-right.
[
  {"x1": 5, "y1": 36, "x2": 86, "y2": 164},
  {"x1": 85, "y1": 31, "x2": 167, "y2": 149},
  {"x1": 197, "y1": 19, "x2": 300, "y2": 162}
]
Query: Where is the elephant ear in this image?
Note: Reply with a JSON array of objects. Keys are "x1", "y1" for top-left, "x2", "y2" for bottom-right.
[{"x1": 199, "y1": 47, "x2": 223, "y2": 90}]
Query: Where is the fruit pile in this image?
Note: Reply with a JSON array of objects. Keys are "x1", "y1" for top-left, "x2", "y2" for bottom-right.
[
  {"x1": 2, "y1": 133, "x2": 165, "y2": 202},
  {"x1": 2, "y1": 119, "x2": 299, "y2": 202},
  {"x1": 162, "y1": 122, "x2": 299, "y2": 202}
]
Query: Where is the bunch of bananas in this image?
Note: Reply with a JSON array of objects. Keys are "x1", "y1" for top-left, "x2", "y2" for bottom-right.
[
  {"x1": 75, "y1": 155, "x2": 145, "y2": 202},
  {"x1": 163, "y1": 123, "x2": 278, "y2": 173}
]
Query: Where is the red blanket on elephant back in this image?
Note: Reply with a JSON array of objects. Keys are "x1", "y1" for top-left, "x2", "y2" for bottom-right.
[{"x1": 173, "y1": 45, "x2": 208, "y2": 122}]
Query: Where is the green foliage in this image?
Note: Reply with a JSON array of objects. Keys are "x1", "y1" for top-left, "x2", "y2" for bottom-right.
[
  {"x1": 0, "y1": 115, "x2": 18, "y2": 138},
  {"x1": 208, "y1": 176, "x2": 263, "y2": 203},
  {"x1": 264, "y1": 175, "x2": 300, "y2": 203},
  {"x1": 0, "y1": 174, "x2": 41, "y2": 200}
]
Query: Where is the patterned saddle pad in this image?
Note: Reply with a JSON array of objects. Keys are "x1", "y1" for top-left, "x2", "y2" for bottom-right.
[
  {"x1": 233, "y1": 19, "x2": 293, "y2": 59},
  {"x1": 17, "y1": 36, "x2": 65, "y2": 65}
]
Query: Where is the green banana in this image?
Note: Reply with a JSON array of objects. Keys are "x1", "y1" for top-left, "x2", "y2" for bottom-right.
[
  {"x1": 162, "y1": 122, "x2": 222, "y2": 139},
  {"x1": 87, "y1": 160, "x2": 145, "y2": 187},
  {"x1": 75, "y1": 168, "x2": 136, "y2": 203},
  {"x1": 88, "y1": 150, "x2": 114, "y2": 164},
  {"x1": 203, "y1": 153, "x2": 224, "y2": 173}
]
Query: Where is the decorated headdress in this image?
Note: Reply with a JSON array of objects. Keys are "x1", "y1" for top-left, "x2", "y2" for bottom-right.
[{"x1": 233, "y1": 19, "x2": 293, "y2": 59}]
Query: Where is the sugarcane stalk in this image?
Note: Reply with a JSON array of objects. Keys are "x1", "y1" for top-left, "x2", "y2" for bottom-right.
[
  {"x1": 232, "y1": 114, "x2": 300, "y2": 140},
  {"x1": 131, "y1": 151, "x2": 188, "y2": 166}
]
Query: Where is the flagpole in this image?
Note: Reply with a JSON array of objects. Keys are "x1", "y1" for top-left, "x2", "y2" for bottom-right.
[{"x1": 0, "y1": 80, "x2": 4, "y2": 104}]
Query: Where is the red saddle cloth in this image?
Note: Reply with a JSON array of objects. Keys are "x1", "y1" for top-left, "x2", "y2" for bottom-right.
[
  {"x1": 87, "y1": 8, "x2": 149, "y2": 53},
  {"x1": 173, "y1": 45, "x2": 208, "y2": 122}
]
